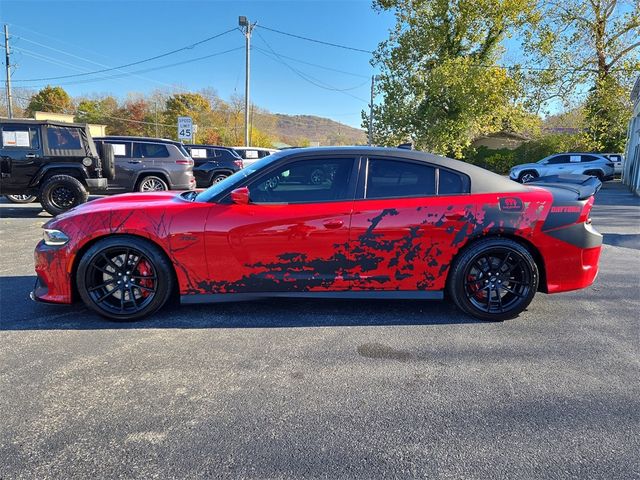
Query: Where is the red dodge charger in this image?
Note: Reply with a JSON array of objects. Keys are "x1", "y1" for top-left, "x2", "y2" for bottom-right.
[{"x1": 33, "y1": 147, "x2": 602, "y2": 321}]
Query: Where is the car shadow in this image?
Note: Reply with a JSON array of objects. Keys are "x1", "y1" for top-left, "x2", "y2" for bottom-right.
[
  {"x1": 603, "y1": 233, "x2": 640, "y2": 250},
  {"x1": 0, "y1": 275, "x2": 479, "y2": 331}
]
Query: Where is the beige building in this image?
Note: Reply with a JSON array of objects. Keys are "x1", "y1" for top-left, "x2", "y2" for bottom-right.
[{"x1": 33, "y1": 111, "x2": 107, "y2": 137}]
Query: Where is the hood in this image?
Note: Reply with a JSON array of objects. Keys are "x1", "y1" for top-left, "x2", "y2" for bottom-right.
[{"x1": 47, "y1": 191, "x2": 184, "y2": 225}]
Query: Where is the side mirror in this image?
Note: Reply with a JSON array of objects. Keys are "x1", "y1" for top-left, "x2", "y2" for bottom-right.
[{"x1": 230, "y1": 186, "x2": 250, "y2": 205}]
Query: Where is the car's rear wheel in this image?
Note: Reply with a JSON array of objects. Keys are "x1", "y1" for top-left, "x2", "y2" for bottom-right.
[
  {"x1": 584, "y1": 170, "x2": 604, "y2": 181},
  {"x1": 448, "y1": 238, "x2": 538, "y2": 321},
  {"x1": 77, "y1": 236, "x2": 174, "y2": 321},
  {"x1": 138, "y1": 175, "x2": 168, "y2": 192},
  {"x1": 211, "y1": 173, "x2": 228, "y2": 184},
  {"x1": 39, "y1": 175, "x2": 89, "y2": 216},
  {"x1": 518, "y1": 170, "x2": 538, "y2": 183},
  {"x1": 4, "y1": 194, "x2": 38, "y2": 204}
]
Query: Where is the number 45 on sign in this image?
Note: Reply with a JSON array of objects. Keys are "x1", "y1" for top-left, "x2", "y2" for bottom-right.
[{"x1": 178, "y1": 117, "x2": 192, "y2": 140}]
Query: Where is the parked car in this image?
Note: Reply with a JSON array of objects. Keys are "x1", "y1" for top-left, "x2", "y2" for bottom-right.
[
  {"x1": 601, "y1": 153, "x2": 624, "y2": 175},
  {"x1": 184, "y1": 144, "x2": 243, "y2": 187},
  {"x1": 93, "y1": 136, "x2": 196, "y2": 192},
  {"x1": 33, "y1": 146, "x2": 602, "y2": 322},
  {"x1": 509, "y1": 153, "x2": 615, "y2": 183},
  {"x1": 232, "y1": 147, "x2": 278, "y2": 168},
  {"x1": 0, "y1": 119, "x2": 114, "y2": 215}
]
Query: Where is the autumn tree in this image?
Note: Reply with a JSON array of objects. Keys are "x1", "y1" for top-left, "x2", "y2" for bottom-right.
[
  {"x1": 523, "y1": 0, "x2": 639, "y2": 149},
  {"x1": 25, "y1": 86, "x2": 73, "y2": 117},
  {"x1": 75, "y1": 96, "x2": 119, "y2": 132},
  {"x1": 368, "y1": 0, "x2": 537, "y2": 157}
]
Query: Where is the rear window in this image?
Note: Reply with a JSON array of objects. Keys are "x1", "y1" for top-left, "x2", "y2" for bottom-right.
[
  {"x1": 47, "y1": 127, "x2": 82, "y2": 150},
  {"x1": 133, "y1": 142, "x2": 170, "y2": 158}
]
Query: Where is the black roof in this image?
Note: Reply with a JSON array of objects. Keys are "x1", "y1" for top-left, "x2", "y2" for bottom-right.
[
  {"x1": 184, "y1": 144, "x2": 236, "y2": 151},
  {"x1": 0, "y1": 117, "x2": 90, "y2": 129},
  {"x1": 95, "y1": 135, "x2": 183, "y2": 145},
  {"x1": 271, "y1": 146, "x2": 528, "y2": 194}
]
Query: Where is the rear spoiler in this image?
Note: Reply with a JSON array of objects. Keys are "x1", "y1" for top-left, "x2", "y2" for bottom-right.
[{"x1": 527, "y1": 174, "x2": 602, "y2": 200}]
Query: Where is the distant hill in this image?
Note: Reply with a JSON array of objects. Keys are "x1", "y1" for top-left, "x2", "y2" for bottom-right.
[{"x1": 273, "y1": 114, "x2": 367, "y2": 146}]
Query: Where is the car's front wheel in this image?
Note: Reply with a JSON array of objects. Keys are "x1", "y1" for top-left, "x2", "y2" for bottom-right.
[
  {"x1": 448, "y1": 238, "x2": 539, "y2": 321},
  {"x1": 76, "y1": 236, "x2": 174, "y2": 321},
  {"x1": 211, "y1": 173, "x2": 229, "y2": 184},
  {"x1": 4, "y1": 194, "x2": 38, "y2": 204}
]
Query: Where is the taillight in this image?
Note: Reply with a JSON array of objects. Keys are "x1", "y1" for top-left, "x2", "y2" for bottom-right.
[
  {"x1": 234, "y1": 160, "x2": 244, "y2": 169},
  {"x1": 578, "y1": 196, "x2": 595, "y2": 224},
  {"x1": 175, "y1": 159, "x2": 194, "y2": 166}
]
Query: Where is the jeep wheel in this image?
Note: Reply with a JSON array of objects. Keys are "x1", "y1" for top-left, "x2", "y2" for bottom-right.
[
  {"x1": 40, "y1": 175, "x2": 89, "y2": 216},
  {"x1": 4, "y1": 194, "x2": 38, "y2": 204},
  {"x1": 138, "y1": 176, "x2": 168, "y2": 192}
]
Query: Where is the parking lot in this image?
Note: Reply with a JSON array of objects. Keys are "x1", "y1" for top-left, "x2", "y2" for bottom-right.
[{"x1": 0, "y1": 181, "x2": 639, "y2": 479}]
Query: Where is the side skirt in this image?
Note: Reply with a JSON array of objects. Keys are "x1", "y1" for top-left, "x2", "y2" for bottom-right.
[{"x1": 180, "y1": 290, "x2": 444, "y2": 304}]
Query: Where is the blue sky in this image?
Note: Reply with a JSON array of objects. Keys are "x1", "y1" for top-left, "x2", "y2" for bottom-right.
[{"x1": 1, "y1": 0, "x2": 396, "y2": 128}]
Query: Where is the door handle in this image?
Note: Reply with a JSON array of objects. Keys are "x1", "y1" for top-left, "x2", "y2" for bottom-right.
[
  {"x1": 128, "y1": 160, "x2": 142, "y2": 164},
  {"x1": 25, "y1": 153, "x2": 37, "y2": 159},
  {"x1": 323, "y1": 219, "x2": 344, "y2": 229}
]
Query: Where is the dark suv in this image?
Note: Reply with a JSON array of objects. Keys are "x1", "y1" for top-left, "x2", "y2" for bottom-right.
[
  {"x1": 0, "y1": 119, "x2": 114, "y2": 215},
  {"x1": 93, "y1": 136, "x2": 196, "y2": 192},
  {"x1": 184, "y1": 144, "x2": 243, "y2": 187}
]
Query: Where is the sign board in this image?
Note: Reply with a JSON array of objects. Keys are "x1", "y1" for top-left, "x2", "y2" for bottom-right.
[
  {"x1": 177, "y1": 116, "x2": 193, "y2": 140},
  {"x1": 190, "y1": 148, "x2": 207, "y2": 159}
]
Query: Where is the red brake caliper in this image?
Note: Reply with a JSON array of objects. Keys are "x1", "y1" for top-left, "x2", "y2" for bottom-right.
[{"x1": 136, "y1": 259, "x2": 153, "y2": 298}]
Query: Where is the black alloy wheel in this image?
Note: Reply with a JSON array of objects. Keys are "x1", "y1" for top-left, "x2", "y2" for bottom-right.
[
  {"x1": 448, "y1": 238, "x2": 538, "y2": 321},
  {"x1": 77, "y1": 236, "x2": 173, "y2": 321}
]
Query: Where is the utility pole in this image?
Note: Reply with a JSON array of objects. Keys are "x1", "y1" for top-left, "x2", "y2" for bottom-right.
[
  {"x1": 154, "y1": 101, "x2": 159, "y2": 137},
  {"x1": 239, "y1": 16, "x2": 255, "y2": 147},
  {"x1": 4, "y1": 25, "x2": 14, "y2": 119},
  {"x1": 368, "y1": 75, "x2": 376, "y2": 146}
]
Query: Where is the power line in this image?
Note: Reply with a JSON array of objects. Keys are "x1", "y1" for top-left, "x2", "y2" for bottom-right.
[
  {"x1": 19, "y1": 46, "x2": 245, "y2": 89},
  {"x1": 11, "y1": 27, "x2": 237, "y2": 82},
  {"x1": 251, "y1": 45, "x2": 370, "y2": 79},
  {"x1": 257, "y1": 25, "x2": 374, "y2": 54},
  {"x1": 255, "y1": 31, "x2": 369, "y2": 102}
]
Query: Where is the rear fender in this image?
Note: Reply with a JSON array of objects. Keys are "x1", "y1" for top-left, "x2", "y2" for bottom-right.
[{"x1": 30, "y1": 164, "x2": 89, "y2": 187}]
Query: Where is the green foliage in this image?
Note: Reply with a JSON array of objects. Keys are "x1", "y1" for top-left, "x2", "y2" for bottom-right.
[
  {"x1": 368, "y1": 0, "x2": 538, "y2": 158},
  {"x1": 584, "y1": 76, "x2": 633, "y2": 152},
  {"x1": 25, "y1": 86, "x2": 73, "y2": 117}
]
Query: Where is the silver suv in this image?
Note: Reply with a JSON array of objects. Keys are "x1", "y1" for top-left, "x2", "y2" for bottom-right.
[
  {"x1": 509, "y1": 153, "x2": 615, "y2": 183},
  {"x1": 93, "y1": 136, "x2": 196, "y2": 192}
]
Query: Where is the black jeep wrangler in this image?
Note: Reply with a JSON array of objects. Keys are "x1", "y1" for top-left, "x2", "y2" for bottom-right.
[{"x1": 0, "y1": 119, "x2": 115, "y2": 215}]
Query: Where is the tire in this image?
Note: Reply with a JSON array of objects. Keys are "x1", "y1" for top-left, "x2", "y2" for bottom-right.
[
  {"x1": 447, "y1": 237, "x2": 539, "y2": 321},
  {"x1": 76, "y1": 235, "x2": 174, "y2": 321},
  {"x1": 518, "y1": 170, "x2": 538, "y2": 183},
  {"x1": 137, "y1": 175, "x2": 168, "y2": 192},
  {"x1": 95, "y1": 142, "x2": 116, "y2": 180},
  {"x1": 584, "y1": 170, "x2": 603, "y2": 181},
  {"x1": 211, "y1": 173, "x2": 229, "y2": 185},
  {"x1": 4, "y1": 194, "x2": 38, "y2": 204},
  {"x1": 39, "y1": 175, "x2": 89, "y2": 216}
]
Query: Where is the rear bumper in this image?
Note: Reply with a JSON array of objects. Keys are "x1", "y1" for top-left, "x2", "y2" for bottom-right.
[{"x1": 86, "y1": 178, "x2": 108, "y2": 190}]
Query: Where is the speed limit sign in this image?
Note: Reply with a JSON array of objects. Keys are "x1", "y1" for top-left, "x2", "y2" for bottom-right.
[{"x1": 177, "y1": 116, "x2": 192, "y2": 140}]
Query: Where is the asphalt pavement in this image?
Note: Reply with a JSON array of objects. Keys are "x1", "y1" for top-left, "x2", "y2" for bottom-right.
[{"x1": 1, "y1": 182, "x2": 639, "y2": 479}]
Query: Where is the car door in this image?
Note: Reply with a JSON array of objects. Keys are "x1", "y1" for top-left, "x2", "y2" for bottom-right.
[
  {"x1": 349, "y1": 157, "x2": 472, "y2": 292},
  {"x1": 0, "y1": 124, "x2": 43, "y2": 193},
  {"x1": 203, "y1": 155, "x2": 357, "y2": 293},
  {"x1": 544, "y1": 155, "x2": 569, "y2": 175}
]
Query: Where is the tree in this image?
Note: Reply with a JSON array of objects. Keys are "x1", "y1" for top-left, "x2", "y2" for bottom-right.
[
  {"x1": 75, "y1": 96, "x2": 119, "y2": 131},
  {"x1": 164, "y1": 93, "x2": 212, "y2": 140},
  {"x1": 25, "y1": 86, "x2": 73, "y2": 117},
  {"x1": 368, "y1": 0, "x2": 537, "y2": 157},
  {"x1": 523, "y1": 0, "x2": 639, "y2": 148}
]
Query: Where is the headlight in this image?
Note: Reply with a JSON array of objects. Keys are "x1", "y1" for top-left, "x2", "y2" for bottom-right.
[{"x1": 43, "y1": 229, "x2": 70, "y2": 246}]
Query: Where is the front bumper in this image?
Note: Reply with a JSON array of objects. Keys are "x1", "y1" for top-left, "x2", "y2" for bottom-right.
[{"x1": 32, "y1": 240, "x2": 74, "y2": 304}]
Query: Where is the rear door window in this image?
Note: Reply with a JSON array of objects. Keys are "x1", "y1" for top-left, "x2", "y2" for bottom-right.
[
  {"x1": 547, "y1": 155, "x2": 569, "y2": 165},
  {"x1": 47, "y1": 127, "x2": 82, "y2": 150},
  {"x1": 133, "y1": 142, "x2": 169, "y2": 158},
  {"x1": 190, "y1": 148, "x2": 208, "y2": 159},
  {"x1": 580, "y1": 155, "x2": 599, "y2": 162},
  {"x1": 366, "y1": 159, "x2": 436, "y2": 199}
]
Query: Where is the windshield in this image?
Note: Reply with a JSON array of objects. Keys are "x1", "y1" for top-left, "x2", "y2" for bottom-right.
[{"x1": 195, "y1": 152, "x2": 284, "y2": 202}]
